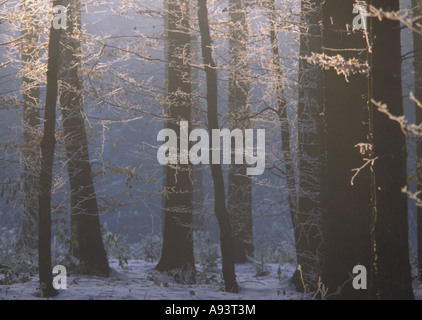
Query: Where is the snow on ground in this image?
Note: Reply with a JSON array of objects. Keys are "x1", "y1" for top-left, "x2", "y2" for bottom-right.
[
  {"x1": 1, "y1": 260, "x2": 421, "y2": 300},
  {"x1": 414, "y1": 286, "x2": 422, "y2": 300},
  {"x1": 0, "y1": 260, "x2": 303, "y2": 300}
]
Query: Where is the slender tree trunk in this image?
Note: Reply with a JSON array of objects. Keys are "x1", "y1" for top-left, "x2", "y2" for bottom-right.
[
  {"x1": 20, "y1": 0, "x2": 41, "y2": 249},
  {"x1": 322, "y1": 0, "x2": 371, "y2": 299},
  {"x1": 268, "y1": 1, "x2": 296, "y2": 227},
  {"x1": 227, "y1": 0, "x2": 253, "y2": 263},
  {"x1": 38, "y1": 1, "x2": 63, "y2": 297},
  {"x1": 368, "y1": 0, "x2": 414, "y2": 300},
  {"x1": 58, "y1": 0, "x2": 110, "y2": 276},
  {"x1": 267, "y1": 0, "x2": 317, "y2": 290},
  {"x1": 156, "y1": 0, "x2": 196, "y2": 283},
  {"x1": 197, "y1": 0, "x2": 239, "y2": 293},
  {"x1": 412, "y1": 0, "x2": 422, "y2": 282},
  {"x1": 294, "y1": 0, "x2": 326, "y2": 292},
  {"x1": 190, "y1": 10, "x2": 206, "y2": 232}
]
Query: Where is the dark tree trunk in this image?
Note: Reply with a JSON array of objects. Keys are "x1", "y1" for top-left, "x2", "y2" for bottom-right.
[
  {"x1": 38, "y1": 1, "x2": 63, "y2": 297},
  {"x1": 156, "y1": 0, "x2": 196, "y2": 283},
  {"x1": 20, "y1": 0, "x2": 40, "y2": 249},
  {"x1": 412, "y1": 0, "x2": 422, "y2": 282},
  {"x1": 322, "y1": 0, "x2": 371, "y2": 299},
  {"x1": 294, "y1": 0, "x2": 326, "y2": 292},
  {"x1": 368, "y1": 0, "x2": 414, "y2": 300},
  {"x1": 58, "y1": 0, "x2": 110, "y2": 276},
  {"x1": 227, "y1": 0, "x2": 254, "y2": 263},
  {"x1": 197, "y1": 0, "x2": 239, "y2": 293}
]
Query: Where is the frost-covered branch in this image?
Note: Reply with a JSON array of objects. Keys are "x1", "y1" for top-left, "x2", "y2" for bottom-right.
[{"x1": 304, "y1": 53, "x2": 370, "y2": 82}]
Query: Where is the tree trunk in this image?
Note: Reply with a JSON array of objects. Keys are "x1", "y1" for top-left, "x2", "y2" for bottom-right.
[
  {"x1": 58, "y1": 0, "x2": 110, "y2": 276},
  {"x1": 20, "y1": 0, "x2": 41, "y2": 249},
  {"x1": 368, "y1": 0, "x2": 414, "y2": 300},
  {"x1": 197, "y1": 0, "x2": 239, "y2": 293},
  {"x1": 322, "y1": 0, "x2": 371, "y2": 299},
  {"x1": 412, "y1": 0, "x2": 422, "y2": 282},
  {"x1": 38, "y1": 1, "x2": 63, "y2": 297},
  {"x1": 156, "y1": 0, "x2": 196, "y2": 284},
  {"x1": 191, "y1": 12, "x2": 206, "y2": 232},
  {"x1": 294, "y1": 0, "x2": 326, "y2": 292},
  {"x1": 227, "y1": 0, "x2": 254, "y2": 263}
]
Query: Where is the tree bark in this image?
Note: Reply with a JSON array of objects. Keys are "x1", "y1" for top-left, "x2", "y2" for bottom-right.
[
  {"x1": 368, "y1": 0, "x2": 414, "y2": 300},
  {"x1": 38, "y1": 0, "x2": 63, "y2": 297},
  {"x1": 412, "y1": 0, "x2": 422, "y2": 282},
  {"x1": 197, "y1": 0, "x2": 239, "y2": 293},
  {"x1": 322, "y1": 0, "x2": 371, "y2": 299},
  {"x1": 156, "y1": 0, "x2": 196, "y2": 284},
  {"x1": 58, "y1": 0, "x2": 110, "y2": 276},
  {"x1": 294, "y1": 0, "x2": 326, "y2": 292},
  {"x1": 190, "y1": 12, "x2": 206, "y2": 232},
  {"x1": 227, "y1": 0, "x2": 254, "y2": 263}
]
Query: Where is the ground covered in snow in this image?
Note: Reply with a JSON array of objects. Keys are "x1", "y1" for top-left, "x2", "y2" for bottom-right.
[
  {"x1": 0, "y1": 260, "x2": 305, "y2": 300},
  {"x1": 1, "y1": 260, "x2": 421, "y2": 300}
]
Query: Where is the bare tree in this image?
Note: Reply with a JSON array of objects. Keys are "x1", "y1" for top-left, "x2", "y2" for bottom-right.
[
  {"x1": 368, "y1": 0, "x2": 414, "y2": 299},
  {"x1": 19, "y1": 0, "x2": 41, "y2": 249},
  {"x1": 58, "y1": 0, "x2": 110, "y2": 276},
  {"x1": 38, "y1": 0, "x2": 63, "y2": 298},
  {"x1": 227, "y1": 0, "x2": 254, "y2": 263},
  {"x1": 190, "y1": 7, "x2": 206, "y2": 233},
  {"x1": 412, "y1": 0, "x2": 422, "y2": 281},
  {"x1": 156, "y1": 0, "x2": 196, "y2": 283},
  {"x1": 294, "y1": 0, "x2": 325, "y2": 292},
  {"x1": 265, "y1": 0, "x2": 301, "y2": 288},
  {"x1": 197, "y1": 0, "x2": 239, "y2": 293},
  {"x1": 321, "y1": 0, "x2": 371, "y2": 299}
]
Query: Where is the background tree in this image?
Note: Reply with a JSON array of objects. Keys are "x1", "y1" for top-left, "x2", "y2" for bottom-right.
[
  {"x1": 368, "y1": 0, "x2": 414, "y2": 299},
  {"x1": 412, "y1": 0, "x2": 422, "y2": 281},
  {"x1": 58, "y1": 0, "x2": 110, "y2": 276},
  {"x1": 190, "y1": 7, "x2": 206, "y2": 235},
  {"x1": 227, "y1": 0, "x2": 254, "y2": 263},
  {"x1": 19, "y1": 0, "x2": 41, "y2": 249},
  {"x1": 197, "y1": 0, "x2": 239, "y2": 293},
  {"x1": 321, "y1": 0, "x2": 371, "y2": 299},
  {"x1": 294, "y1": 0, "x2": 325, "y2": 292},
  {"x1": 264, "y1": 0, "x2": 305, "y2": 289},
  {"x1": 156, "y1": 0, "x2": 196, "y2": 283},
  {"x1": 38, "y1": 0, "x2": 63, "y2": 297}
]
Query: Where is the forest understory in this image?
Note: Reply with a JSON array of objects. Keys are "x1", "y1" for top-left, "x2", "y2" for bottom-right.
[
  {"x1": 2, "y1": 259, "x2": 421, "y2": 300},
  {"x1": 1, "y1": 0, "x2": 422, "y2": 300}
]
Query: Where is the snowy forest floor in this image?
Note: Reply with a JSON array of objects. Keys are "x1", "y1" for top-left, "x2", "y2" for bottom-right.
[{"x1": 1, "y1": 260, "x2": 422, "y2": 300}]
